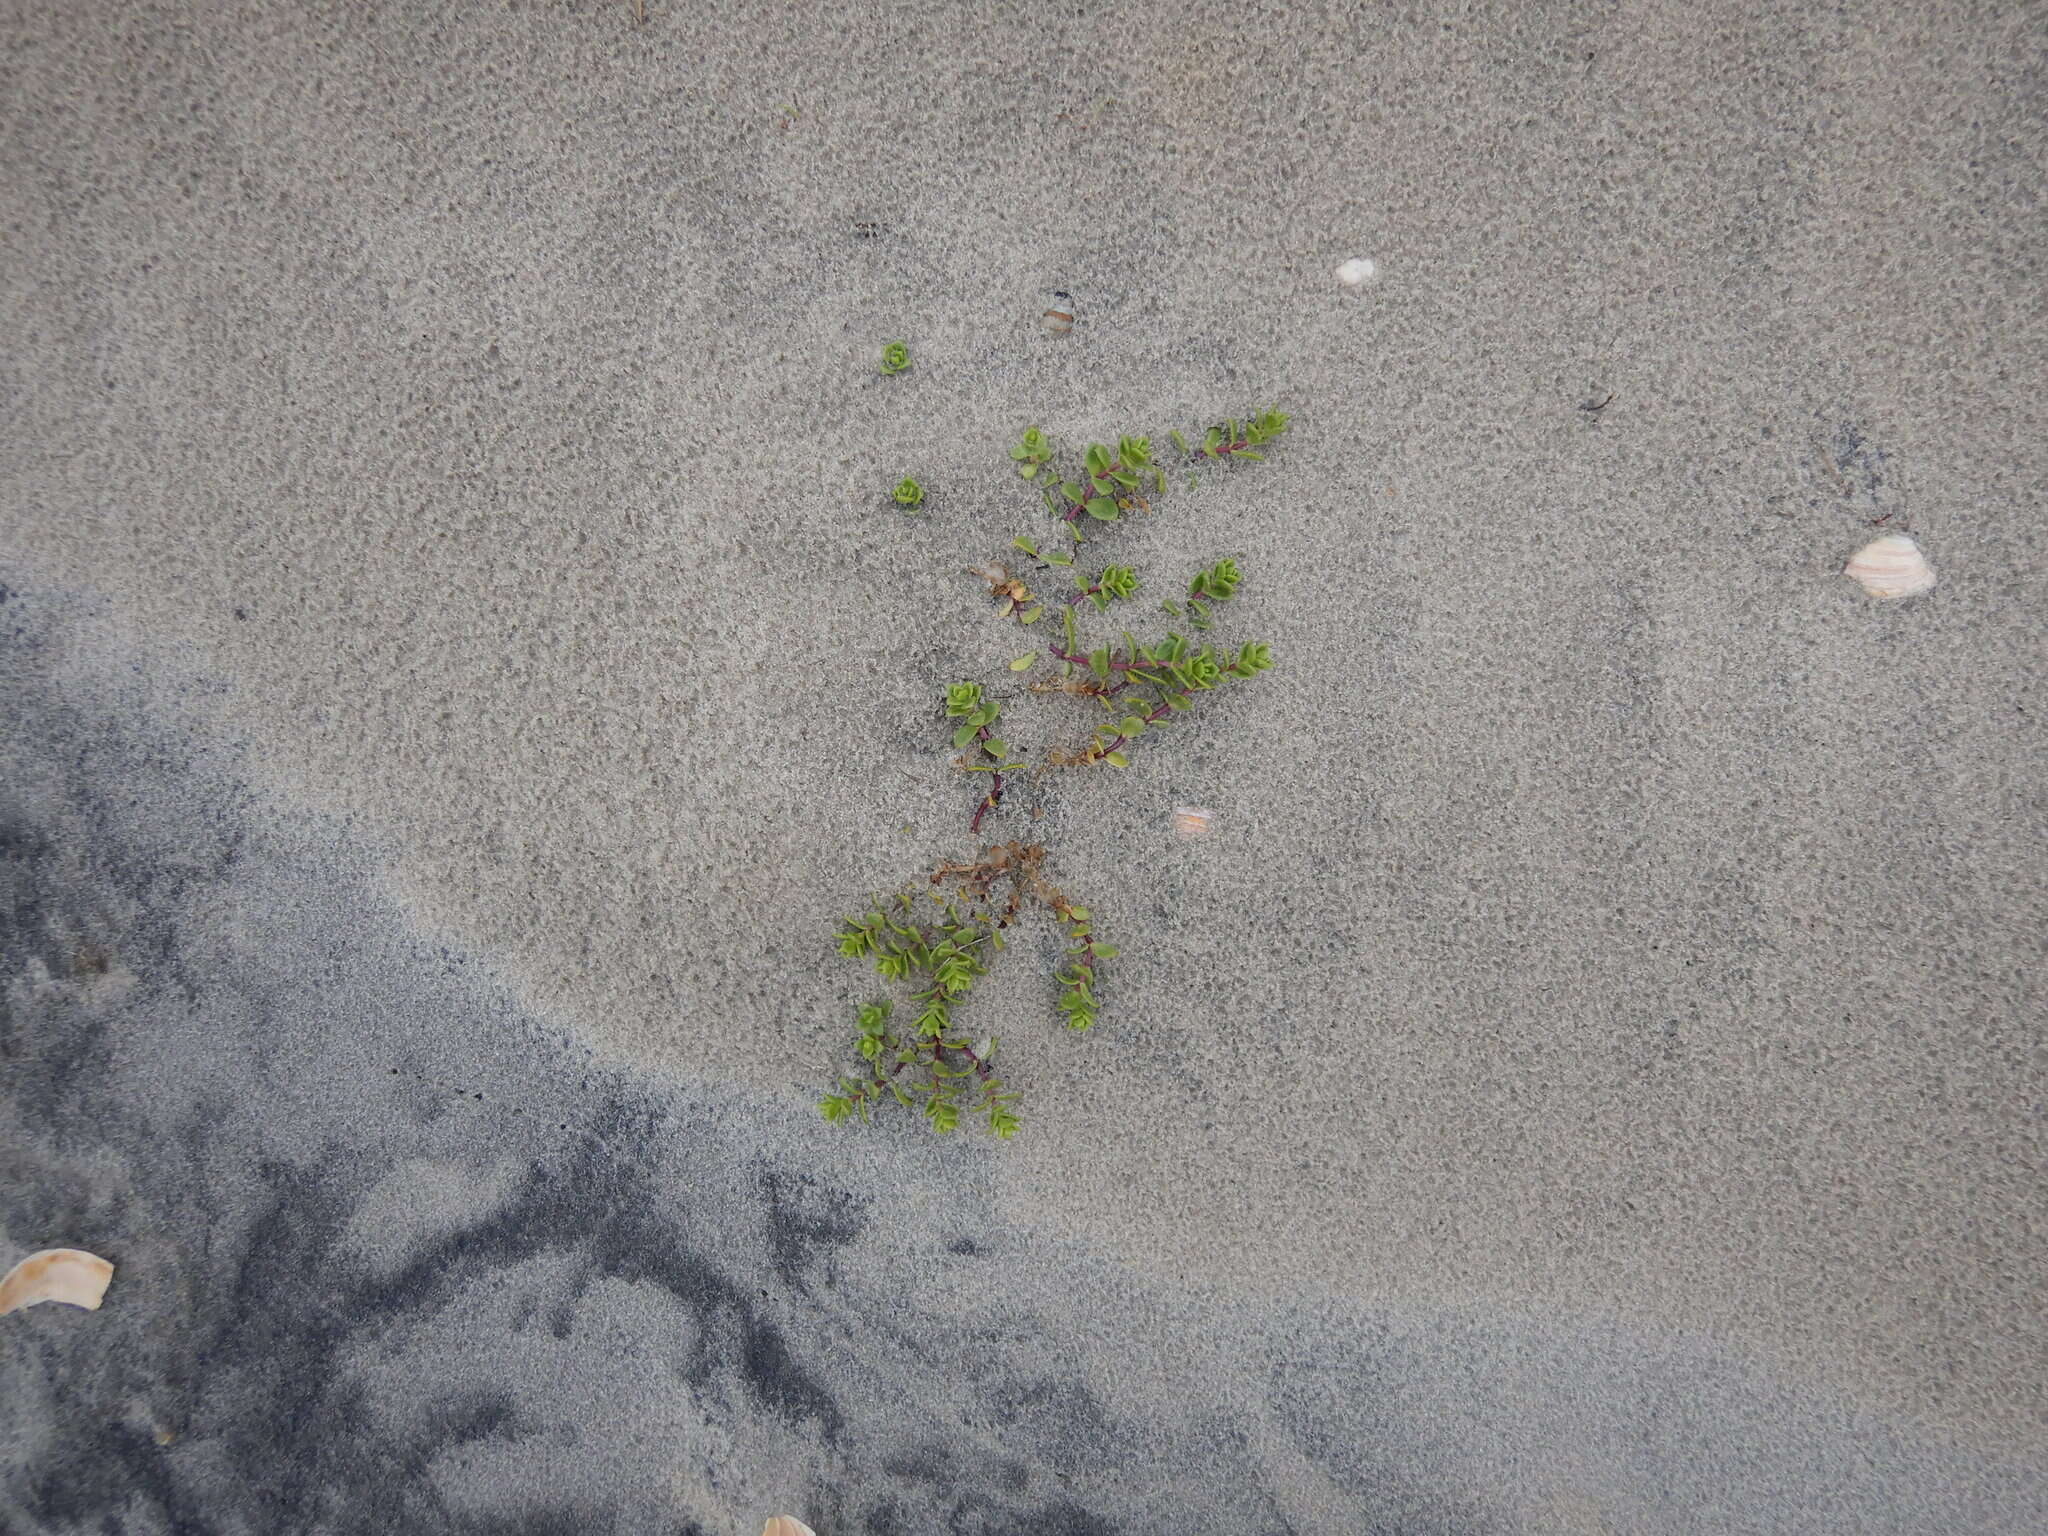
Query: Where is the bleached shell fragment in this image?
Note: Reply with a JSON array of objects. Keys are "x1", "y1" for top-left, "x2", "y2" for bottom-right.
[
  {"x1": 1336, "y1": 257, "x2": 1379, "y2": 287},
  {"x1": 761, "y1": 1520, "x2": 817, "y2": 1536},
  {"x1": 1173, "y1": 805, "x2": 1214, "y2": 839},
  {"x1": 0, "y1": 1249, "x2": 114, "y2": 1315},
  {"x1": 1843, "y1": 534, "x2": 1935, "y2": 599}
]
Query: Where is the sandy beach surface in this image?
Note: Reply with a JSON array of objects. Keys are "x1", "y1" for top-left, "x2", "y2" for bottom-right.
[{"x1": 4, "y1": 2, "x2": 2044, "y2": 1530}]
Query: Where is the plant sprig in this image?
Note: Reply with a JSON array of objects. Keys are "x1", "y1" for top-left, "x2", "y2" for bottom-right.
[
  {"x1": 946, "y1": 681, "x2": 1024, "y2": 834},
  {"x1": 1008, "y1": 425, "x2": 1052, "y2": 480},
  {"x1": 1159, "y1": 557, "x2": 1239, "y2": 630},
  {"x1": 1067, "y1": 563, "x2": 1138, "y2": 612},
  {"x1": 892, "y1": 476, "x2": 926, "y2": 511},
  {"x1": 1184, "y1": 406, "x2": 1289, "y2": 464},
  {"x1": 1044, "y1": 630, "x2": 1274, "y2": 767},
  {"x1": 825, "y1": 403, "x2": 1294, "y2": 1139},
  {"x1": 879, "y1": 340, "x2": 913, "y2": 376},
  {"x1": 1008, "y1": 413, "x2": 1289, "y2": 556},
  {"x1": 821, "y1": 843, "x2": 1106, "y2": 1136}
]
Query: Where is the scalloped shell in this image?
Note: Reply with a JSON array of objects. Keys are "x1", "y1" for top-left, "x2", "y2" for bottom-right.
[
  {"x1": 761, "y1": 1521, "x2": 817, "y2": 1536},
  {"x1": 1843, "y1": 534, "x2": 1935, "y2": 599},
  {"x1": 0, "y1": 1249, "x2": 114, "y2": 1315}
]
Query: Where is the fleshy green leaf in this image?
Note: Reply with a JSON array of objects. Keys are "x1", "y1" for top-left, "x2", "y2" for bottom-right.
[
  {"x1": 1008, "y1": 654, "x2": 1035, "y2": 672},
  {"x1": 1020, "y1": 606, "x2": 1044, "y2": 624},
  {"x1": 1103, "y1": 751, "x2": 1129, "y2": 767},
  {"x1": 1085, "y1": 498, "x2": 1119, "y2": 521}
]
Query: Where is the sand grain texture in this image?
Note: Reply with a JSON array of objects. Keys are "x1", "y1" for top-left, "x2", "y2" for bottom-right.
[{"x1": 3, "y1": 1, "x2": 2044, "y2": 1528}]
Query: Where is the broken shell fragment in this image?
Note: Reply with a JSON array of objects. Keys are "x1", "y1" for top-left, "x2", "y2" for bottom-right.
[
  {"x1": 1173, "y1": 805, "x2": 1214, "y2": 839},
  {"x1": 0, "y1": 1249, "x2": 114, "y2": 1316},
  {"x1": 1336, "y1": 257, "x2": 1379, "y2": 288},
  {"x1": 1042, "y1": 308, "x2": 1074, "y2": 335},
  {"x1": 761, "y1": 1520, "x2": 817, "y2": 1536},
  {"x1": 1843, "y1": 534, "x2": 1935, "y2": 599}
]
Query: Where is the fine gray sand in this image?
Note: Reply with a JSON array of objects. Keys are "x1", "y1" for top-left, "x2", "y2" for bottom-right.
[{"x1": 3, "y1": 2, "x2": 2045, "y2": 1531}]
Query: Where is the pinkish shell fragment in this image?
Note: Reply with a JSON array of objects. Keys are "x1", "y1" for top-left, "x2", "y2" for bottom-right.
[
  {"x1": 0, "y1": 1249, "x2": 114, "y2": 1316},
  {"x1": 761, "y1": 1520, "x2": 817, "y2": 1536},
  {"x1": 1173, "y1": 806, "x2": 1214, "y2": 839},
  {"x1": 1842, "y1": 534, "x2": 1935, "y2": 599}
]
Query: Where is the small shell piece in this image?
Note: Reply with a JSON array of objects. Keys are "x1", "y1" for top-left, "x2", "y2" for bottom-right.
[
  {"x1": 1336, "y1": 257, "x2": 1379, "y2": 288},
  {"x1": 1173, "y1": 805, "x2": 1215, "y2": 840},
  {"x1": 1042, "y1": 308, "x2": 1074, "y2": 335},
  {"x1": 0, "y1": 1249, "x2": 114, "y2": 1316},
  {"x1": 761, "y1": 1520, "x2": 817, "y2": 1536},
  {"x1": 1843, "y1": 534, "x2": 1935, "y2": 599}
]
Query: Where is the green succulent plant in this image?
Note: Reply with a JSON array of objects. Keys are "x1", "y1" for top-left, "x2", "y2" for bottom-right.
[
  {"x1": 1010, "y1": 412, "x2": 1289, "y2": 553},
  {"x1": 892, "y1": 476, "x2": 925, "y2": 511},
  {"x1": 820, "y1": 843, "x2": 1103, "y2": 1138},
  {"x1": 879, "y1": 340, "x2": 912, "y2": 376},
  {"x1": 1008, "y1": 425, "x2": 1053, "y2": 479},
  {"x1": 824, "y1": 401, "x2": 1295, "y2": 1139}
]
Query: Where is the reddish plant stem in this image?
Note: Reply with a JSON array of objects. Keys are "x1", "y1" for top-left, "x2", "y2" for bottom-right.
[
  {"x1": 967, "y1": 722, "x2": 1002, "y2": 833},
  {"x1": 1090, "y1": 698, "x2": 1174, "y2": 758},
  {"x1": 1054, "y1": 459, "x2": 1125, "y2": 524}
]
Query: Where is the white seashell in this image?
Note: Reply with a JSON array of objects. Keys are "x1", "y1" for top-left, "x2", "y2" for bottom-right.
[
  {"x1": 1173, "y1": 805, "x2": 1214, "y2": 839},
  {"x1": 1336, "y1": 257, "x2": 1379, "y2": 288},
  {"x1": 761, "y1": 1520, "x2": 817, "y2": 1536},
  {"x1": 1843, "y1": 534, "x2": 1935, "y2": 599},
  {"x1": 0, "y1": 1249, "x2": 114, "y2": 1316}
]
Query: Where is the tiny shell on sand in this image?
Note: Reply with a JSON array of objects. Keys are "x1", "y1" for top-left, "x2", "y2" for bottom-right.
[{"x1": 1843, "y1": 534, "x2": 1936, "y2": 599}]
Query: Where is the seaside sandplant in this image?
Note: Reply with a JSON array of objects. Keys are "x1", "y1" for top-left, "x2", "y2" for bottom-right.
[
  {"x1": 891, "y1": 476, "x2": 925, "y2": 511},
  {"x1": 823, "y1": 402, "x2": 1292, "y2": 1138},
  {"x1": 819, "y1": 843, "x2": 1105, "y2": 1137},
  {"x1": 1159, "y1": 556, "x2": 1239, "y2": 630},
  {"x1": 1015, "y1": 409, "x2": 1289, "y2": 555},
  {"x1": 879, "y1": 340, "x2": 912, "y2": 376},
  {"x1": 1008, "y1": 425, "x2": 1053, "y2": 479},
  {"x1": 1041, "y1": 631, "x2": 1274, "y2": 768},
  {"x1": 944, "y1": 681, "x2": 1025, "y2": 834}
]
